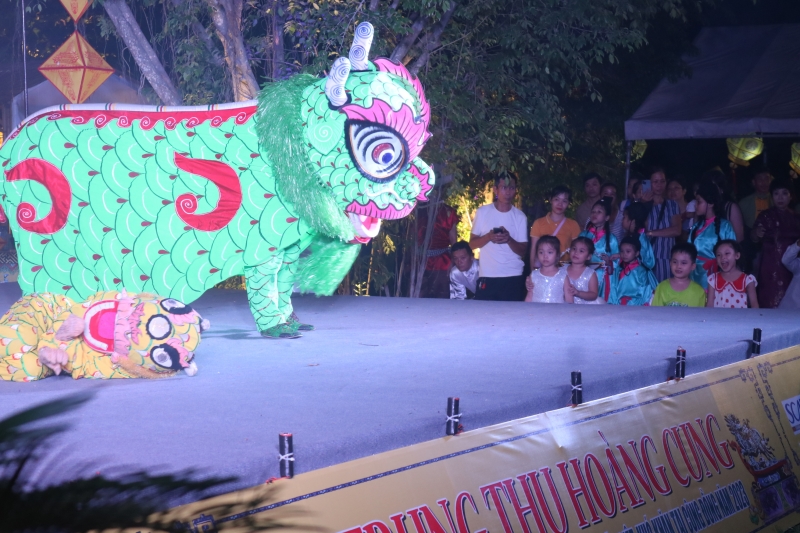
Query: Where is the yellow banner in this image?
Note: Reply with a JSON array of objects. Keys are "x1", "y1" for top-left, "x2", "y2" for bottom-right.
[{"x1": 172, "y1": 346, "x2": 800, "y2": 533}]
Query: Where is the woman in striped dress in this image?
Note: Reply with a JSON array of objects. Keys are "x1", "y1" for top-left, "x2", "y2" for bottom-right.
[{"x1": 642, "y1": 168, "x2": 682, "y2": 282}]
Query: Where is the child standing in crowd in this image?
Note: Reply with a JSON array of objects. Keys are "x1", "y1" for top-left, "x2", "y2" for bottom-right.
[
  {"x1": 706, "y1": 240, "x2": 758, "y2": 308},
  {"x1": 449, "y1": 241, "x2": 480, "y2": 300},
  {"x1": 652, "y1": 243, "x2": 707, "y2": 307},
  {"x1": 688, "y1": 181, "x2": 736, "y2": 289},
  {"x1": 564, "y1": 237, "x2": 601, "y2": 304},
  {"x1": 609, "y1": 236, "x2": 657, "y2": 306},
  {"x1": 622, "y1": 202, "x2": 656, "y2": 271},
  {"x1": 580, "y1": 198, "x2": 619, "y2": 301},
  {"x1": 525, "y1": 236, "x2": 571, "y2": 304}
]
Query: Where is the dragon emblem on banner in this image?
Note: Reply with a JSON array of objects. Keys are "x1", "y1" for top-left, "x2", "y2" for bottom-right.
[
  {"x1": 725, "y1": 414, "x2": 800, "y2": 521},
  {"x1": 0, "y1": 22, "x2": 434, "y2": 338}
]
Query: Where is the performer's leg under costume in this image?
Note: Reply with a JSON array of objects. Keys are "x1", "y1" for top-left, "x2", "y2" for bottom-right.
[
  {"x1": 277, "y1": 243, "x2": 301, "y2": 321},
  {"x1": 245, "y1": 243, "x2": 305, "y2": 338},
  {"x1": 279, "y1": 244, "x2": 314, "y2": 331}
]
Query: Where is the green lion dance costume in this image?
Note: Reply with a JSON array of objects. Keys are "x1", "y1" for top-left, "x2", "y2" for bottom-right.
[
  {"x1": 0, "y1": 22, "x2": 434, "y2": 339},
  {"x1": 0, "y1": 290, "x2": 207, "y2": 381}
]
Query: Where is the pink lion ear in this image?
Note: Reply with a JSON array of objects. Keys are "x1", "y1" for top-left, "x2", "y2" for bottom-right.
[
  {"x1": 55, "y1": 313, "x2": 85, "y2": 341},
  {"x1": 410, "y1": 163, "x2": 434, "y2": 201}
]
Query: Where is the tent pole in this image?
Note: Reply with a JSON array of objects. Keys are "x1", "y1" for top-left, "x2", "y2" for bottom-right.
[
  {"x1": 21, "y1": 0, "x2": 28, "y2": 118},
  {"x1": 624, "y1": 140, "x2": 633, "y2": 201}
]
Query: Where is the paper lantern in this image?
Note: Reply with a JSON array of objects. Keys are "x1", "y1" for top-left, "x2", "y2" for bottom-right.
[
  {"x1": 59, "y1": 0, "x2": 92, "y2": 21},
  {"x1": 790, "y1": 143, "x2": 800, "y2": 176},
  {"x1": 38, "y1": 31, "x2": 113, "y2": 104},
  {"x1": 631, "y1": 139, "x2": 647, "y2": 161},
  {"x1": 726, "y1": 137, "x2": 763, "y2": 167}
]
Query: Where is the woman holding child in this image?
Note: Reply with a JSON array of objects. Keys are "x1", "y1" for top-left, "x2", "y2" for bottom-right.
[
  {"x1": 752, "y1": 178, "x2": 800, "y2": 308},
  {"x1": 687, "y1": 180, "x2": 737, "y2": 289}
]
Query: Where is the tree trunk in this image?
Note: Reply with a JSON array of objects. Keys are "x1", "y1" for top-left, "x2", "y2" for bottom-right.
[
  {"x1": 103, "y1": 0, "x2": 182, "y2": 105},
  {"x1": 205, "y1": 0, "x2": 259, "y2": 101},
  {"x1": 410, "y1": 188, "x2": 441, "y2": 298},
  {"x1": 271, "y1": 0, "x2": 284, "y2": 80}
]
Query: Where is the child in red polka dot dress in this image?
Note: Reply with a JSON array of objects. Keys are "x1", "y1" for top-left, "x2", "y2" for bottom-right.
[{"x1": 706, "y1": 240, "x2": 758, "y2": 308}]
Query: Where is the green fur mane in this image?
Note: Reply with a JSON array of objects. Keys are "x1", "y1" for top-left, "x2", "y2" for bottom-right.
[{"x1": 256, "y1": 75, "x2": 354, "y2": 242}]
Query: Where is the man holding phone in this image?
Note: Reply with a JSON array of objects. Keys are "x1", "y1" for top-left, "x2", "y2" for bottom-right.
[{"x1": 469, "y1": 175, "x2": 528, "y2": 301}]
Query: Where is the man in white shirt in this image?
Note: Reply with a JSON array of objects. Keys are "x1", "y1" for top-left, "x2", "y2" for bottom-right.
[
  {"x1": 450, "y1": 241, "x2": 480, "y2": 299},
  {"x1": 469, "y1": 175, "x2": 528, "y2": 301}
]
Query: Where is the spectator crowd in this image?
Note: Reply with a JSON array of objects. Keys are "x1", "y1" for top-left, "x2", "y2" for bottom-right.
[{"x1": 443, "y1": 167, "x2": 800, "y2": 310}]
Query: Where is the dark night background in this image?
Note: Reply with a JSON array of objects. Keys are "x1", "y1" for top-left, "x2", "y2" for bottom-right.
[{"x1": 636, "y1": 0, "x2": 800, "y2": 196}]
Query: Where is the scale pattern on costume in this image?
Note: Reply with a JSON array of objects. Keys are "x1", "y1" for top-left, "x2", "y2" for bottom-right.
[{"x1": 0, "y1": 108, "x2": 309, "y2": 304}]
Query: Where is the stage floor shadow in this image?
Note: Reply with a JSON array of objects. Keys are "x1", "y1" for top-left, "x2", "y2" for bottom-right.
[{"x1": 1, "y1": 283, "x2": 799, "y2": 503}]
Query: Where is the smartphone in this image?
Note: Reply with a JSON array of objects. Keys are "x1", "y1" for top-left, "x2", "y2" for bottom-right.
[
  {"x1": 492, "y1": 227, "x2": 503, "y2": 234},
  {"x1": 640, "y1": 180, "x2": 652, "y2": 194}
]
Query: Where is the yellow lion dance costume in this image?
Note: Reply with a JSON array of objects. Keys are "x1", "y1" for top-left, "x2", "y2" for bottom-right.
[{"x1": 0, "y1": 290, "x2": 209, "y2": 381}]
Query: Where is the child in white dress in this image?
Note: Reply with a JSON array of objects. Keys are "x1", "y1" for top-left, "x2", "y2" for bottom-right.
[
  {"x1": 565, "y1": 237, "x2": 602, "y2": 304},
  {"x1": 525, "y1": 235, "x2": 571, "y2": 304},
  {"x1": 706, "y1": 240, "x2": 758, "y2": 308}
]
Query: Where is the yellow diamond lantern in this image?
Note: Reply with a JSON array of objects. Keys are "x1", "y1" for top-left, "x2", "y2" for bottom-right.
[
  {"x1": 59, "y1": 0, "x2": 92, "y2": 21},
  {"x1": 38, "y1": 31, "x2": 113, "y2": 104}
]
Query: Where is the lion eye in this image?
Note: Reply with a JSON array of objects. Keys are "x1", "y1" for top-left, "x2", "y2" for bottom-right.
[
  {"x1": 146, "y1": 315, "x2": 172, "y2": 340},
  {"x1": 346, "y1": 120, "x2": 408, "y2": 183},
  {"x1": 150, "y1": 345, "x2": 179, "y2": 369}
]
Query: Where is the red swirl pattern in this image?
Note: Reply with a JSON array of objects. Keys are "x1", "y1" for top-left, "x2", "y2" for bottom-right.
[
  {"x1": 235, "y1": 111, "x2": 250, "y2": 125},
  {"x1": 4, "y1": 158, "x2": 72, "y2": 234},
  {"x1": 176, "y1": 194, "x2": 199, "y2": 215},
  {"x1": 173, "y1": 153, "x2": 242, "y2": 232}
]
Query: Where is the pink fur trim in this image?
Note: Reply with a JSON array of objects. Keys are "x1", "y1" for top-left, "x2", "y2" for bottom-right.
[
  {"x1": 55, "y1": 313, "x2": 85, "y2": 341},
  {"x1": 410, "y1": 162, "x2": 433, "y2": 201},
  {"x1": 168, "y1": 310, "x2": 200, "y2": 326},
  {"x1": 127, "y1": 304, "x2": 145, "y2": 344},
  {"x1": 112, "y1": 298, "x2": 143, "y2": 361},
  {"x1": 165, "y1": 337, "x2": 192, "y2": 368},
  {"x1": 372, "y1": 58, "x2": 431, "y2": 145}
]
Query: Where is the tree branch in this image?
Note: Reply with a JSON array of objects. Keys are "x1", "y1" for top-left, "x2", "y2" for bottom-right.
[
  {"x1": 271, "y1": 0, "x2": 285, "y2": 79},
  {"x1": 408, "y1": 1, "x2": 457, "y2": 76},
  {"x1": 103, "y1": 0, "x2": 183, "y2": 105},
  {"x1": 169, "y1": 0, "x2": 226, "y2": 67},
  {"x1": 390, "y1": 15, "x2": 426, "y2": 63}
]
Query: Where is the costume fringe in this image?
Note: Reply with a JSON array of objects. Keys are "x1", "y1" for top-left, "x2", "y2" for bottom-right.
[
  {"x1": 256, "y1": 76, "x2": 355, "y2": 242},
  {"x1": 296, "y1": 236, "x2": 360, "y2": 296}
]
